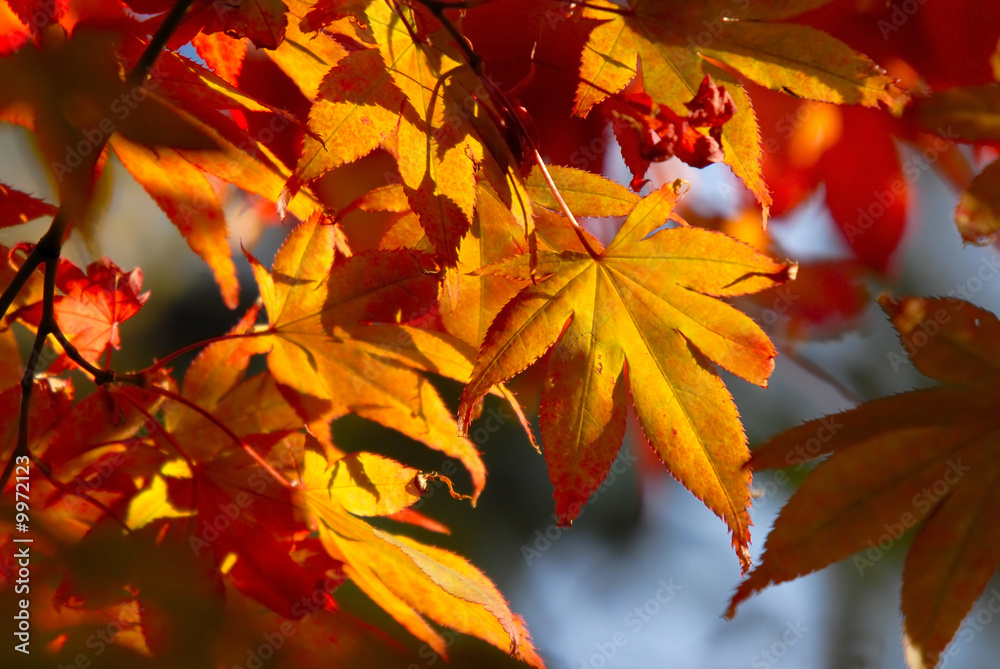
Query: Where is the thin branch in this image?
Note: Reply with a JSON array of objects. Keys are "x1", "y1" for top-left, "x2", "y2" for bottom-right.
[
  {"x1": 129, "y1": 384, "x2": 292, "y2": 488},
  {"x1": 1, "y1": 257, "x2": 59, "y2": 489},
  {"x1": 126, "y1": 0, "x2": 197, "y2": 88},
  {"x1": 0, "y1": 208, "x2": 69, "y2": 322},
  {"x1": 0, "y1": 249, "x2": 43, "y2": 323},
  {"x1": 132, "y1": 330, "x2": 264, "y2": 378},
  {"x1": 414, "y1": 0, "x2": 604, "y2": 263},
  {"x1": 49, "y1": 327, "x2": 116, "y2": 385}
]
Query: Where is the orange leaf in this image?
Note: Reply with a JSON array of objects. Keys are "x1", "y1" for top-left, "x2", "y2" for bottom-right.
[
  {"x1": 196, "y1": 0, "x2": 288, "y2": 50},
  {"x1": 16, "y1": 256, "x2": 148, "y2": 371},
  {"x1": 112, "y1": 135, "x2": 239, "y2": 309},
  {"x1": 295, "y1": 450, "x2": 543, "y2": 666},
  {"x1": 956, "y1": 159, "x2": 1000, "y2": 245},
  {"x1": 728, "y1": 296, "x2": 1000, "y2": 669},
  {"x1": 192, "y1": 31, "x2": 247, "y2": 86},
  {"x1": 0, "y1": 182, "x2": 56, "y2": 228},
  {"x1": 284, "y1": 47, "x2": 405, "y2": 208},
  {"x1": 328, "y1": 452, "x2": 425, "y2": 517},
  {"x1": 575, "y1": 0, "x2": 902, "y2": 207},
  {"x1": 247, "y1": 212, "x2": 487, "y2": 499}
]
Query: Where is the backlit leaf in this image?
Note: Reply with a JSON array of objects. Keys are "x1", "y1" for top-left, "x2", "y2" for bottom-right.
[
  {"x1": 295, "y1": 450, "x2": 543, "y2": 666},
  {"x1": 728, "y1": 296, "x2": 1000, "y2": 669},
  {"x1": 247, "y1": 212, "x2": 487, "y2": 499},
  {"x1": 459, "y1": 182, "x2": 794, "y2": 571},
  {"x1": 575, "y1": 0, "x2": 901, "y2": 206}
]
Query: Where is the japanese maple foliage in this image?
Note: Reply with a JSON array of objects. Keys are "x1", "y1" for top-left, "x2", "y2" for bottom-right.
[{"x1": 0, "y1": 0, "x2": 996, "y2": 667}]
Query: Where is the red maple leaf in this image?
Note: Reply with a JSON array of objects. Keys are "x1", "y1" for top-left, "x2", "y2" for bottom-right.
[{"x1": 15, "y1": 253, "x2": 148, "y2": 371}]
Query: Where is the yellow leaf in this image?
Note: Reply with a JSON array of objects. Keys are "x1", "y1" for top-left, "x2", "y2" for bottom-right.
[
  {"x1": 295, "y1": 450, "x2": 543, "y2": 666},
  {"x1": 247, "y1": 212, "x2": 486, "y2": 499},
  {"x1": 574, "y1": 0, "x2": 902, "y2": 206},
  {"x1": 112, "y1": 135, "x2": 240, "y2": 309},
  {"x1": 126, "y1": 474, "x2": 195, "y2": 530},
  {"x1": 289, "y1": 48, "x2": 405, "y2": 197},
  {"x1": 460, "y1": 182, "x2": 793, "y2": 572},
  {"x1": 329, "y1": 452, "x2": 425, "y2": 516}
]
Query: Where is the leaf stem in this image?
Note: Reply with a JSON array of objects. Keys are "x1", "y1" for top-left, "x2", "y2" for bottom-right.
[
  {"x1": 130, "y1": 330, "x2": 264, "y2": 379},
  {"x1": 134, "y1": 384, "x2": 293, "y2": 488},
  {"x1": 531, "y1": 149, "x2": 602, "y2": 259}
]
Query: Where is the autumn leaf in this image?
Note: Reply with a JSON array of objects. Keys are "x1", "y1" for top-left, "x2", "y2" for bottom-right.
[
  {"x1": 574, "y1": 0, "x2": 901, "y2": 207},
  {"x1": 14, "y1": 255, "x2": 148, "y2": 371},
  {"x1": 264, "y1": 0, "x2": 351, "y2": 101},
  {"x1": 459, "y1": 181, "x2": 794, "y2": 572},
  {"x1": 111, "y1": 135, "x2": 240, "y2": 309},
  {"x1": 161, "y1": 301, "x2": 304, "y2": 462},
  {"x1": 604, "y1": 76, "x2": 737, "y2": 190},
  {"x1": 282, "y1": 47, "x2": 405, "y2": 211},
  {"x1": 51, "y1": 259, "x2": 149, "y2": 369},
  {"x1": 183, "y1": 0, "x2": 289, "y2": 50},
  {"x1": 7, "y1": 0, "x2": 999, "y2": 664},
  {"x1": 751, "y1": 82, "x2": 909, "y2": 271},
  {"x1": 246, "y1": 211, "x2": 487, "y2": 499},
  {"x1": 327, "y1": 452, "x2": 425, "y2": 516},
  {"x1": 914, "y1": 84, "x2": 1000, "y2": 145},
  {"x1": 192, "y1": 31, "x2": 247, "y2": 85},
  {"x1": 127, "y1": 474, "x2": 195, "y2": 530},
  {"x1": 726, "y1": 295, "x2": 1000, "y2": 669},
  {"x1": 294, "y1": 449, "x2": 544, "y2": 666},
  {"x1": 914, "y1": 85, "x2": 1000, "y2": 244},
  {"x1": 956, "y1": 159, "x2": 1000, "y2": 244},
  {"x1": 366, "y1": 0, "x2": 527, "y2": 265},
  {"x1": 524, "y1": 164, "x2": 639, "y2": 218},
  {"x1": 440, "y1": 182, "x2": 531, "y2": 349},
  {"x1": 0, "y1": 182, "x2": 56, "y2": 228}
]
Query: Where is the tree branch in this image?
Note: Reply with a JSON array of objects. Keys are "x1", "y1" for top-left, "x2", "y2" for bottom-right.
[{"x1": 126, "y1": 0, "x2": 197, "y2": 87}]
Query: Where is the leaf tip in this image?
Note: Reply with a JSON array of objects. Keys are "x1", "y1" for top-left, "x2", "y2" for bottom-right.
[
  {"x1": 784, "y1": 262, "x2": 799, "y2": 283},
  {"x1": 737, "y1": 542, "x2": 752, "y2": 577}
]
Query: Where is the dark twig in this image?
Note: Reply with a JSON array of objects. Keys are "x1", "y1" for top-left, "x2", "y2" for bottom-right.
[
  {"x1": 1, "y1": 0, "x2": 201, "y2": 492},
  {"x1": 1, "y1": 255, "x2": 60, "y2": 489},
  {"x1": 126, "y1": 0, "x2": 197, "y2": 88},
  {"x1": 414, "y1": 0, "x2": 603, "y2": 259}
]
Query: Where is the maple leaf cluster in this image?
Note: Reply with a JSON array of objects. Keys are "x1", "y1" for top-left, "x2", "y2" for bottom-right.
[{"x1": 0, "y1": 0, "x2": 996, "y2": 666}]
